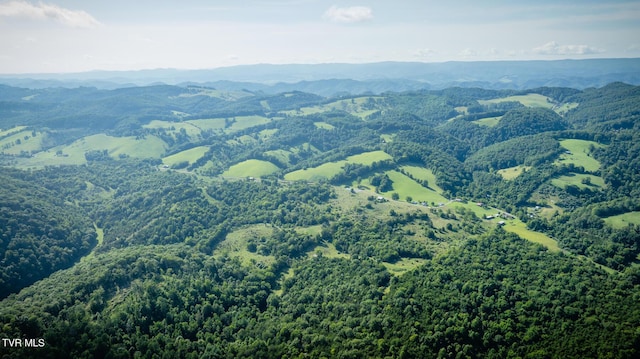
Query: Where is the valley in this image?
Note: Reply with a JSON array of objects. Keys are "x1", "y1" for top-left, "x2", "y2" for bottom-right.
[{"x1": 1, "y1": 80, "x2": 640, "y2": 358}]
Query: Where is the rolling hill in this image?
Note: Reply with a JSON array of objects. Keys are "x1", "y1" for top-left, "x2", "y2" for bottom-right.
[{"x1": 1, "y1": 76, "x2": 640, "y2": 358}]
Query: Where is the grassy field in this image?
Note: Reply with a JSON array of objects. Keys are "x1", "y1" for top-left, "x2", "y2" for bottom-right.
[
  {"x1": 227, "y1": 116, "x2": 273, "y2": 131},
  {"x1": 213, "y1": 225, "x2": 276, "y2": 268},
  {"x1": 399, "y1": 165, "x2": 444, "y2": 193},
  {"x1": 185, "y1": 118, "x2": 227, "y2": 131},
  {"x1": 379, "y1": 170, "x2": 449, "y2": 204},
  {"x1": 308, "y1": 242, "x2": 350, "y2": 260},
  {"x1": 284, "y1": 150, "x2": 392, "y2": 181},
  {"x1": 0, "y1": 126, "x2": 27, "y2": 138},
  {"x1": 473, "y1": 116, "x2": 503, "y2": 127},
  {"x1": 176, "y1": 87, "x2": 253, "y2": 101},
  {"x1": 503, "y1": 221, "x2": 561, "y2": 252},
  {"x1": 497, "y1": 165, "x2": 532, "y2": 180},
  {"x1": 144, "y1": 116, "x2": 274, "y2": 137},
  {"x1": 551, "y1": 173, "x2": 606, "y2": 190},
  {"x1": 17, "y1": 134, "x2": 167, "y2": 168},
  {"x1": 382, "y1": 258, "x2": 429, "y2": 276},
  {"x1": 479, "y1": 94, "x2": 555, "y2": 109},
  {"x1": 222, "y1": 159, "x2": 280, "y2": 178},
  {"x1": 380, "y1": 133, "x2": 395, "y2": 143},
  {"x1": 143, "y1": 120, "x2": 203, "y2": 139},
  {"x1": 314, "y1": 122, "x2": 335, "y2": 130},
  {"x1": 555, "y1": 139, "x2": 605, "y2": 172},
  {"x1": 281, "y1": 96, "x2": 382, "y2": 119},
  {"x1": 603, "y1": 211, "x2": 640, "y2": 229},
  {"x1": 264, "y1": 149, "x2": 292, "y2": 165},
  {"x1": 0, "y1": 129, "x2": 45, "y2": 155},
  {"x1": 554, "y1": 102, "x2": 579, "y2": 115},
  {"x1": 162, "y1": 146, "x2": 209, "y2": 167}
]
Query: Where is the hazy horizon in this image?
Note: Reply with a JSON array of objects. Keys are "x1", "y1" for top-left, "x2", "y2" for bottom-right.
[{"x1": 1, "y1": 0, "x2": 639, "y2": 74}]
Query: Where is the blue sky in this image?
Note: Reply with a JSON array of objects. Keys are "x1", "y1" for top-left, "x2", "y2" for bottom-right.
[{"x1": 1, "y1": 0, "x2": 639, "y2": 73}]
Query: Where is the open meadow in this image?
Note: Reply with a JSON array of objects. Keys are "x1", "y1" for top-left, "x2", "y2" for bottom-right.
[
  {"x1": 284, "y1": 150, "x2": 392, "y2": 181},
  {"x1": 555, "y1": 139, "x2": 605, "y2": 172}
]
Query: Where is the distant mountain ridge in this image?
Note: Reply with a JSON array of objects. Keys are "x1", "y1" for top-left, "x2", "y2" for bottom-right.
[{"x1": 1, "y1": 58, "x2": 640, "y2": 95}]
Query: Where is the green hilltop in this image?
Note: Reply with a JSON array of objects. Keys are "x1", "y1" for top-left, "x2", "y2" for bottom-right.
[{"x1": 1, "y1": 80, "x2": 640, "y2": 358}]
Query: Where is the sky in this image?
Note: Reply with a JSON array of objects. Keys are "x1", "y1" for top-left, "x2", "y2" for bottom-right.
[{"x1": 0, "y1": 0, "x2": 639, "y2": 74}]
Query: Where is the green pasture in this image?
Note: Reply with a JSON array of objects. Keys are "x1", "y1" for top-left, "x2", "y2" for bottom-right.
[
  {"x1": 258, "y1": 129, "x2": 279, "y2": 139},
  {"x1": 380, "y1": 170, "x2": 448, "y2": 204},
  {"x1": 184, "y1": 118, "x2": 227, "y2": 131},
  {"x1": 314, "y1": 122, "x2": 335, "y2": 130},
  {"x1": 222, "y1": 159, "x2": 280, "y2": 178},
  {"x1": 380, "y1": 133, "x2": 395, "y2": 143},
  {"x1": 503, "y1": 221, "x2": 561, "y2": 252},
  {"x1": 162, "y1": 146, "x2": 209, "y2": 167},
  {"x1": 382, "y1": 258, "x2": 429, "y2": 276},
  {"x1": 228, "y1": 116, "x2": 273, "y2": 131},
  {"x1": 554, "y1": 102, "x2": 579, "y2": 115},
  {"x1": 551, "y1": 173, "x2": 605, "y2": 190},
  {"x1": 455, "y1": 106, "x2": 468, "y2": 115},
  {"x1": 285, "y1": 161, "x2": 344, "y2": 182},
  {"x1": 213, "y1": 224, "x2": 276, "y2": 268},
  {"x1": 308, "y1": 242, "x2": 350, "y2": 260},
  {"x1": 143, "y1": 120, "x2": 202, "y2": 139},
  {"x1": 0, "y1": 126, "x2": 27, "y2": 138},
  {"x1": 264, "y1": 149, "x2": 292, "y2": 165},
  {"x1": 399, "y1": 165, "x2": 444, "y2": 193},
  {"x1": 17, "y1": 134, "x2": 167, "y2": 168},
  {"x1": 603, "y1": 211, "x2": 640, "y2": 229},
  {"x1": 473, "y1": 116, "x2": 502, "y2": 127},
  {"x1": 284, "y1": 150, "x2": 392, "y2": 181},
  {"x1": 555, "y1": 139, "x2": 605, "y2": 172},
  {"x1": 295, "y1": 225, "x2": 323, "y2": 236},
  {"x1": 176, "y1": 88, "x2": 253, "y2": 101},
  {"x1": 479, "y1": 94, "x2": 555, "y2": 109},
  {"x1": 281, "y1": 96, "x2": 382, "y2": 119},
  {"x1": 0, "y1": 129, "x2": 44, "y2": 155},
  {"x1": 497, "y1": 165, "x2": 531, "y2": 180}
]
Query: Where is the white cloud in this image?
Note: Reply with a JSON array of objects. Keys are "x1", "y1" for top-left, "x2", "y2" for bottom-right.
[
  {"x1": 413, "y1": 48, "x2": 437, "y2": 60},
  {"x1": 0, "y1": 1, "x2": 100, "y2": 28},
  {"x1": 323, "y1": 5, "x2": 373, "y2": 23},
  {"x1": 458, "y1": 48, "x2": 477, "y2": 58},
  {"x1": 532, "y1": 41, "x2": 604, "y2": 56}
]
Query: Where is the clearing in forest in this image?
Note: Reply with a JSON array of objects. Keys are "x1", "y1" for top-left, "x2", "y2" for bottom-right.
[
  {"x1": 473, "y1": 116, "x2": 503, "y2": 127},
  {"x1": 503, "y1": 221, "x2": 561, "y2": 252},
  {"x1": 17, "y1": 134, "x2": 167, "y2": 168},
  {"x1": 603, "y1": 211, "x2": 640, "y2": 229},
  {"x1": 399, "y1": 165, "x2": 444, "y2": 193},
  {"x1": 162, "y1": 146, "x2": 209, "y2": 167},
  {"x1": 143, "y1": 120, "x2": 203, "y2": 139},
  {"x1": 479, "y1": 94, "x2": 555, "y2": 109},
  {"x1": 281, "y1": 96, "x2": 383, "y2": 119},
  {"x1": 551, "y1": 173, "x2": 606, "y2": 190},
  {"x1": 378, "y1": 170, "x2": 448, "y2": 204},
  {"x1": 555, "y1": 139, "x2": 605, "y2": 172},
  {"x1": 497, "y1": 165, "x2": 531, "y2": 180},
  {"x1": 222, "y1": 159, "x2": 280, "y2": 178},
  {"x1": 213, "y1": 224, "x2": 276, "y2": 268},
  {"x1": 284, "y1": 150, "x2": 392, "y2": 181},
  {"x1": 0, "y1": 129, "x2": 45, "y2": 155},
  {"x1": 383, "y1": 258, "x2": 429, "y2": 276}
]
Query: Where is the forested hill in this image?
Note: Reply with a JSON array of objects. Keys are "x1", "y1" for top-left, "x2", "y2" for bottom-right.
[{"x1": 1, "y1": 81, "x2": 640, "y2": 358}]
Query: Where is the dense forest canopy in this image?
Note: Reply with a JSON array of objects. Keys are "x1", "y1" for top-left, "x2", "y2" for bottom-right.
[{"x1": 1, "y1": 80, "x2": 640, "y2": 358}]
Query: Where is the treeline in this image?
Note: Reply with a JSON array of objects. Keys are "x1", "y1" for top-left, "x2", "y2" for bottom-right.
[{"x1": 2, "y1": 229, "x2": 639, "y2": 358}]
